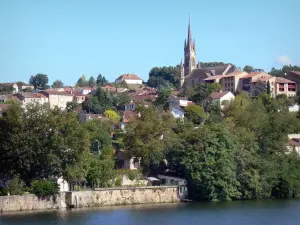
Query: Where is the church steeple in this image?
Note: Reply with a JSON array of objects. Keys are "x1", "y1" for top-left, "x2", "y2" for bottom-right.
[{"x1": 183, "y1": 15, "x2": 197, "y2": 76}]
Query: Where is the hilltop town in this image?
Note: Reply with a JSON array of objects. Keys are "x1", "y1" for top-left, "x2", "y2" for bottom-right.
[{"x1": 1, "y1": 20, "x2": 300, "y2": 203}]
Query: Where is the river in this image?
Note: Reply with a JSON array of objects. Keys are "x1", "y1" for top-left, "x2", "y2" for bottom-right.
[{"x1": 1, "y1": 199, "x2": 300, "y2": 225}]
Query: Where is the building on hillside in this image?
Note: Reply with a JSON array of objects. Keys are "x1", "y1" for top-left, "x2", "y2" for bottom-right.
[
  {"x1": 0, "y1": 83, "x2": 19, "y2": 93},
  {"x1": 249, "y1": 76, "x2": 296, "y2": 97},
  {"x1": 210, "y1": 91, "x2": 235, "y2": 109},
  {"x1": 286, "y1": 134, "x2": 300, "y2": 154},
  {"x1": 79, "y1": 111, "x2": 109, "y2": 123},
  {"x1": 167, "y1": 95, "x2": 193, "y2": 119},
  {"x1": 115, "y1": 74, "x2": 143, "y2": 85},
  {"x1": 115, "y1": 150, "x2": 141, "y2": 170},
  {"x1": 204, "y1": 71, "x2": 248, "y2": 93},
  {"x1": 157, "y1": 174, "x2": 188, "y2": 199},
  {"x1": 41, "y1": 90, "x2": 73, "y2": 109},
  {"x1": 72, "y1": 91, "x2": 86, "y2": 104},
  {"x1": 18, "y1": 83, "x2": 34, "y2": 91},
  {"x1": 15, "y1": 92, "x2": 49, "y2": 107},
  {"x1": 0, "y1": 104, "x2": 10, "y2": 117},
  {"x1": 239, "y1": 72, "x2": 272, "y2": 92},
  {"x1": 285, "y1": 71, "x2": 300, "y2": 91},
  {"x1": 78, "y1": 87, "x2": 93, "y2": 95}
]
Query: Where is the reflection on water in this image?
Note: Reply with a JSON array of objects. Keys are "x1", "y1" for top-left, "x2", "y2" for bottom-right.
[{"x1": 1, "y1": 200, "x2": 300, "y2": 225}]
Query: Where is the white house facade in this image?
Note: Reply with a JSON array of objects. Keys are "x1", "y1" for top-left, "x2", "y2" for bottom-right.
[{"x1": 115, "y1": 74, "x2": 143, "y2": 84}]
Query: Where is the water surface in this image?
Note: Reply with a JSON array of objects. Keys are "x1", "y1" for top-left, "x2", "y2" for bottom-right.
[{"x1": 1, "y1": 199, "x2": 299, "y2": 225}]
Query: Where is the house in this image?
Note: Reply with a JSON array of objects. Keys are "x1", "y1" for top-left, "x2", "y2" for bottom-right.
[
  {"x1": 0, "y1": 104, "x2": 10, "y2": 117},
  {"x1": 41, "y1": 90, "x2": 73, "y2": 109},
  {"x1": 249, "y1": 76, "x2": 296, "y2": 97},
  {"x1": 78, "y1": 87, "x2": 93, "y2": 95},
  {"x1": 286, "y1": 134, "x2": 300, "y2": 154},
  {"x1": 285, "y1": 71, "x2": 300, "y2": 91},
  {"x1": 79, "y1": 111, "x2": 109, "y2": 123},
  {"x1": 184, "y1": 64, "x2": 238, "y2": 89},
  {"x1": 115, "y1": 150, "x2": 141, "y2": 170},
  {"x1": 72, "y1": 91, "x2": 86, "y2": 104},
  {"x1": 15, "y1": 92, "x2": 49, "y2": 107},
  {"x1": 289, "y1": 104, "x2": 300, "y2": 112},
  {"x1": 204, "y1": 71, "x2": 248, "y2": 93},
  {"x1": 167, "y1": 95, "x2": 193, "y2": 119},
  {"x1": 239, "y1": 72, "x2": 272, "y2": 92},
  {"x1": 18, "y1": 83, "x2": 34, "y2": 91},
  {"x1": 210, "y1": 91, "x2": 235, "y2": 109},
  {"x1": 0, "y1": 83, "x2": 19, "y2": 93},
  {"x1": 157, "y1": 174, "x2": 188, "y2": 199},
  {"x1": 115, "y1": 74, "x2": 143, "y2": 85},
  {"x1": 273, "y1": 77, "x2": 297, "y2": 97}
]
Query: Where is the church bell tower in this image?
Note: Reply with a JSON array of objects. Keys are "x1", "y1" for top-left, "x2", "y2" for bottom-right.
[{"x1": 184, "y1": 16, "x2": 197, "y2": 76}]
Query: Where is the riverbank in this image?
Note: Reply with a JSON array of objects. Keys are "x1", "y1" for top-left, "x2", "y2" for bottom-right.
[{"x1": 0, "y1": 186, "x2": 180, "y2": 213}]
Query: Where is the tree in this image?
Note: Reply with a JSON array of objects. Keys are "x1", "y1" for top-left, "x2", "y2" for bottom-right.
[
  {"x1": 29, "y1": 74, "x2": 49, "y2": 90},
  {"x1": 86, "y1": 155, "x2": 116, "y2": 188},
  {"x1": 188, "y1": 83, "x2": 221, "y2": 111},
  {"x1": 148, "y1": 76, "x2": 169, "y2": 88},
  {"x1": 0, "y1": 85, "x2": 13, "y2": 94},
  {"x1": 266, "y1": 81, "x2": 271, "y2": 95},
  {"x1": 76, "y1": 75, "x2": 88, "y2": 87},
  {"x1": 252, "y1": 81, "x2": 266, "y2": 97},
  {"x1": 113, "y1": 92, "x2": 131, "y2": 110},
  {"x1": 243, "y1": 65, "x2": 254, "y2": 73},
  {"x1": 0, "y1": 103, "x2": 90, "y2": 184},
  {"x1": 66, "y1": 102, "x2": 78, "y2": 112},
  {"x1": 104, "y1": 109, "x2": 120, "y2": 124},
  {"x1": 52, "y1": 80, "x2": 64, "y2": 88},
  {"x1": 169, "y1": 122, "x2": 241, "y2": 201},
  {"x1": 184, "y1": 104, "x2": 207, "y2": 125},
  {"x1": 96, "y1": 74, "x2": 107, "y2": 86},
  {"x1": 88, "y1": 76, "x2": 96, "y2": 88},
  {"x1": 82, "y1": 87, "x2": 114, "y2": 114},
  {"x1": 154, "y1": 88, "x2": 172, "y2": 110},
  {"x1": 148, "y1": 66, "x2": 180, "y2": 88},
  {"x1": 123, "y1": 106, "x2": 175, "y2": 172}
]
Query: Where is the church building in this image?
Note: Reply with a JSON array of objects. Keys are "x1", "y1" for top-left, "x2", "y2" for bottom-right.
[{"x1": 180, "y1": 18, "x2": 237, "y2": 89}]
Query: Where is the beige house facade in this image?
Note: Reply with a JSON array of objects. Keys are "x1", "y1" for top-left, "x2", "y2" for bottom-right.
[{"x1": 41, "y1": 91, "x2": 73, "y2": 109}]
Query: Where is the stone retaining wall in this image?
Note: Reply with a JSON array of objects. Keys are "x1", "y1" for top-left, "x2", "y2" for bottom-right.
[{"x1": 0, "y1": 186, "x2": 180, "y2": 212}]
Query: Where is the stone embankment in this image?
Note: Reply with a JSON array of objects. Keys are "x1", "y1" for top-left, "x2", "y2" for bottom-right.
[{"x1": 0, "y1": 186, "x2": 180, "y2": 212}]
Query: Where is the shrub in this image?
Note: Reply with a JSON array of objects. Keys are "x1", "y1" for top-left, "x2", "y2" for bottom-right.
[
  {"x1": 0, "y1": 187, "x2": 8, "y2": 196},
  {"x1": 6, "y1": 176, "x2": 24, "y2": 195},
  {"x1": 31, "y1": 179, "x2": 59, "y2": 197},
  {"x1": 127, "y1": 169, "x2": 141, "y2": 181},
  {"x1": 115, "y1": 176, "x2": 123, "y2": 187}
]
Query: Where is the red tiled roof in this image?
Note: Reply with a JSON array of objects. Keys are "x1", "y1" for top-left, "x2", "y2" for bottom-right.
[
  {"x1": 210, "y1": 92, "x2": 231, "y2": 99},
  {"x1": 116, "y1": 74, "x2": 142, "y2": 81},
  {"x1": 223, "y1": 71, "x2": 245, "y2": 78},
  {"x1": 204, "y1": 75, "x2": 224, "y2": 81},
  {"x1": 251, "y1": 76, "x2": 273, "y2": 83},
  {"x1": 71, "y1": 91, "x2": 85, "y2": 96},
  {"x1": 288, "y1": 139, "x2": 300, "y2": 147},
  {"x1": 275, "y1": 77, "x2": 296, "y2": 84},
  {"x1": 20, "y1": 93, "x2": 47, "y2": 98},
  {"x1": 291, "y1": 71, "x2": 300, "y2": 76},
  {"x1": 42, "y1": 90, "x2": 73, "y2": 96},
  {"x1": 241, "y1": 72, "x2": 262, "y2": 79}
]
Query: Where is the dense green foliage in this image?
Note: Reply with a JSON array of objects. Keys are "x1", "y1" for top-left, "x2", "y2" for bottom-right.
[
  {"x1": 82, "y1": 87, "x2": 131, "y2": 113},
  {"x1": 148, "y1": 66, "x2": 180, "y2": 88},
  {"x1": 31, "y1": 179, "x2": 59, "y2": 197},
  {"x1": 52, "y1": 80, "x2": 64, "y2": 88},
  {"x1": 0, "y1": 84, "x2": 13, "y2": 94},
  {"x1": 29, "y1": 74, "x2": 49, "y2": 90},
  {"x1": 269, "y1": 65, "x2": 300, "y2": 77}
]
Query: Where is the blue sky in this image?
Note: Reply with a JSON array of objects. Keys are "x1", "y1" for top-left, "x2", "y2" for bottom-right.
[{"x1": 0, "y1": 0, "x2": 299, "y2": 85}]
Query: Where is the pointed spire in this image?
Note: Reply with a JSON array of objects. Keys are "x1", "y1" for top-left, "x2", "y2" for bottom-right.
[{"x1": 188, "y1": 14, "x2": 192, "y2": 46}]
